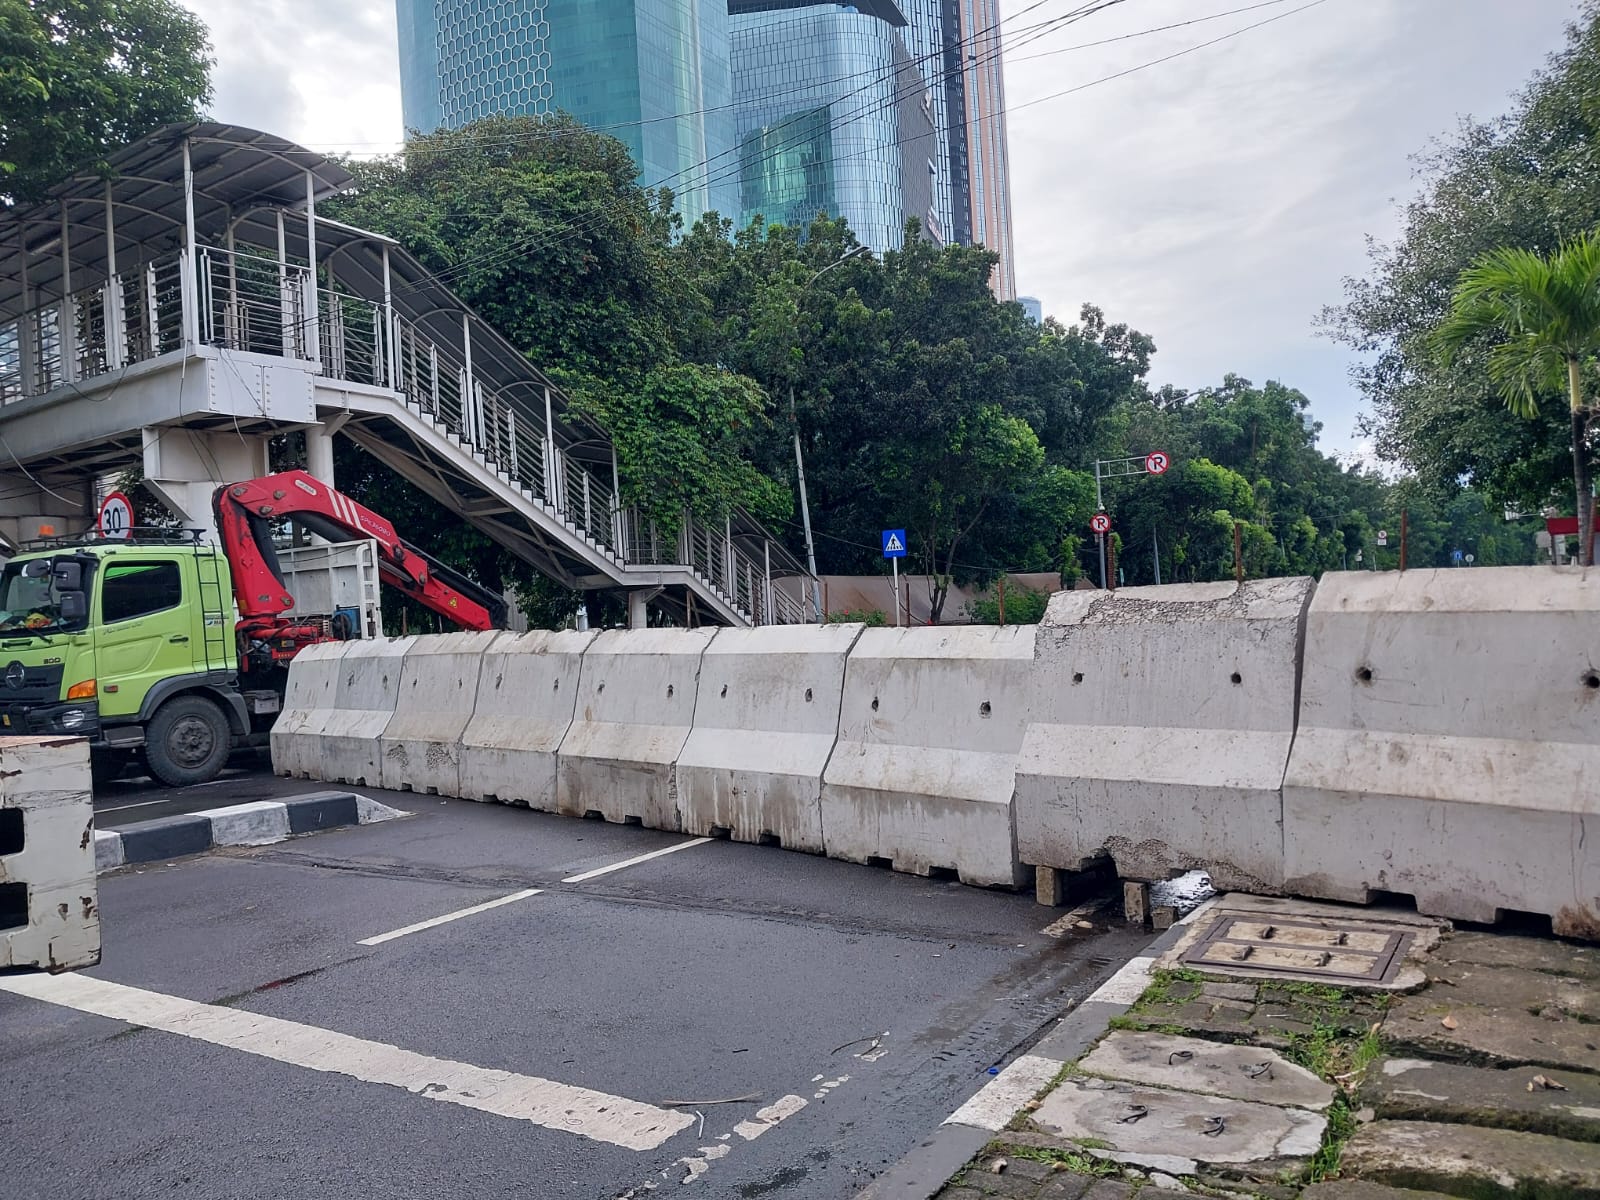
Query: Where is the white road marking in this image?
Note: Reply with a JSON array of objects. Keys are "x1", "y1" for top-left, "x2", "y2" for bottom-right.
[
  {"x1": 733, "y1": 1094, "x2": 808, "y2": 1141},
  {"x1": 812, "y1": 1073, "x2": 849, "y2": 1098},
  {"x1": 671, "y1": 1142, "x2": 730, "y2": 1183},
  {"x1": 0, "y1": 972, "x2": 692, "y2": 1151},
  {"x1": 94, "y1": 798, "x2": 180, "y2": 814},
  {"x1": 357, "y1": 888, "x2": 543, "y2": 946},
  {"x1": 1087, "y1": 955, "x2": 1156, "y2": 1006},
  {"x1": 561, "y1": 838, "x2": 712, "y2": 884},
  {"x1": 944, "y1": 1053, "x2": 1060, "y2": 1132}
]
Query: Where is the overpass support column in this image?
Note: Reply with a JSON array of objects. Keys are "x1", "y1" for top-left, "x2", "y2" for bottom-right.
[
  {"x1": 0, "y1": 474, "x2": 95, "y2": 549},
  {"x1": 142, "y1": 427, "x2": 270, "y2": 545}
]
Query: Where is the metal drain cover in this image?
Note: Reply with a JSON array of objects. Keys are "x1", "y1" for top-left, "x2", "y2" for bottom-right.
[{"x1": 1179, "y1": 915, "x2": 1411, "y2": 984}]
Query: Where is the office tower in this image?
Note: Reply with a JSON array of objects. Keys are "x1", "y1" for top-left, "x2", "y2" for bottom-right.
[
  {"x1": 1019, "y1": 295, "x2": 1042, "y2": 324},
  {"x1": 396, "y1": 0, "x2": 739, "y2": 226},
  {"x1": 953, "y1": 0, "x2": 1017, "y2": 298},
  {"x1": 729, "y1": 1, "x2": 938, "y2": 253}
]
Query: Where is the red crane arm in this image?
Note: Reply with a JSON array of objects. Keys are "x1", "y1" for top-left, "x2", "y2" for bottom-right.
[{"x1": 213, "y1": 470, "x2": 501, "y2": 633}]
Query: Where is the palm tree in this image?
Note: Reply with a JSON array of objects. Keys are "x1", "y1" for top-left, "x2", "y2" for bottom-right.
[{"x1": 1434, "y1": 233, "x2": 1600, "y2": 566}]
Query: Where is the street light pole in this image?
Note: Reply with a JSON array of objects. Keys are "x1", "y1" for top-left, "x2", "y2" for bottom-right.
[{"x1": 790, "y1": 245, "x2": 868, "y2": 622}]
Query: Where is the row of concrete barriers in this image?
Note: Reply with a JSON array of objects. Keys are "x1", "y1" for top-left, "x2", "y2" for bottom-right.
[{"x1": 273, "y1": 567, "x2": 1600, "y2": 938}]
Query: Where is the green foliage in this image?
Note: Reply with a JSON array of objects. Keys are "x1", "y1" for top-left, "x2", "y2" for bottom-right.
[
  {"x1": 965, "y1": 584, "x2": 1050, "y2": 626},
  {"x1": 825, "y1": 608, "x2": 888, "y2": 626},
  {"x1": 0, "y1": 0, "x2": 212, "y2": 203},
  {"x1": 1306, "y1": 1096, "x2": 1356, "y2": 1184}
]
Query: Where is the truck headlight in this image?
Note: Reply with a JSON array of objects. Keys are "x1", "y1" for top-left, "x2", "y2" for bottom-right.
[{"x1": 59, "y1": 709, "x2": 86, "y2": 729}]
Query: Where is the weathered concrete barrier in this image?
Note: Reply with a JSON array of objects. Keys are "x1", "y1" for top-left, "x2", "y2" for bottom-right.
[
  {"x1": 270, "y1": 639, "x2": 350, "y2": 779},
  {"x1": 819, "y1": 625, "x2": 1035, "y2": 887},
  {"x1": 1282, "y1": 568, "x2": 1600, "y2": 936},
  {"x1": 555, "y1": 628, "x2": 718, "y2": 829},
  {"x1": 317, "y1": 636, "x2": 416, "y2": 787},
  {"x1": 459, "y1": 629, "x2": 596, "y2": 809},
  {"x1": 0, "y1": 735, "x2": 99, "y2": 971},
  {"x1": 379, "y1": 631, "x2": 502, "y2": 795},
  {"x1": 677, "y1": 624, "x2": 863, "y2": 851},
  {"x1": 1016, "y1": 579, "x2": 1312, "y2": 894}
]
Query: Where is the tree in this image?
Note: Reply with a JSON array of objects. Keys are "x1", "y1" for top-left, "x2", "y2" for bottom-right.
[
  {"x1": 1433, "y1": 235, "x2": 1600, "y2": 564},
  {"x1": 0, "y1": 0, "x2": 212, "y2": 203}
]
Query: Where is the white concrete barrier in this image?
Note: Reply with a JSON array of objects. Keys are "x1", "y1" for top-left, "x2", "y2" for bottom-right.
[
  {"x1": 1282, "y1": 567, "x2": 1600, "y2": 936},
  {"x1": 0, "y1": 735, "x2": 99, "y2": 971},
  {"x1": 677, "y1": 624, "x2": 863, "y2": 851},
  {"x1": 1015, "y1": 579, "x2": 1312, "y2": 894},
  {"x1": 270, "y1": 640, "x2": 351, "y2": 779},
  {"x1": 555, "y1": 628, "x2": 718, "y2": 829},
  {"x1": 459, "y1": 629, "x2": 596, "y2": 809},
  {"x1": 379, "y1": 631, "x2": 503, "y2": 795},
  {"x1": 819, "y1": 626, "x2": 1035, "y2": 887},
  {"x1": 318, "y1": 636, "x2": 416, "y2": 787}
]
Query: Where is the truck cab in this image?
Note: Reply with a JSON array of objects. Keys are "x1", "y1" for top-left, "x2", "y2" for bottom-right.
[{"x1": 0, "y1": 537, "x2": 251, "y2": 786}]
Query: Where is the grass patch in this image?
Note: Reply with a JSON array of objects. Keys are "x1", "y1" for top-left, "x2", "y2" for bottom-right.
[
  {"x1": 1282, "y1": 1016, "x2": 1343, "y2": 1077},
  {"x1": 1001, "y1": 1143, "x2": 1120, "y2": 1176},
  {"x1": 1132, "y1": 967, "x2": 1207, "y2": 1009},
  {"x1": 1305, "y1": 1095, "x2": 1357, "y2": 1183}
]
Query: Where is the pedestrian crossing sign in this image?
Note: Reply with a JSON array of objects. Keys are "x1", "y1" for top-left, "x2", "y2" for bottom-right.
[{"x1": 882, "y1": 529, "x2": 907, "y2": 559}]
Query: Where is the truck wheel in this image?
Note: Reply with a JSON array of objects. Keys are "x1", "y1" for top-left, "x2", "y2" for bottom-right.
[{"x1": 144, "y1": 696, "x2": 232, "y2": 787}]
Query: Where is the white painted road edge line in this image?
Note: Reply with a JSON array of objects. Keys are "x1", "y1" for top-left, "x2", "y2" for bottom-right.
[
  {"x1": 0, "y1": 972, "x2": 692, "y2": 1151},
  {"x1": 1085, "y1": 955, "x2": 1156, "y2": 1007},
  {"x1": 562, "y1": 837, "x2": 713, "y2": 884},
  {"x1": 357, "y1": 888, "x2": 543, "y2": 946},
  {"x1": 943, "y1": 1054, "x2": 1060, "y2": 1132}
]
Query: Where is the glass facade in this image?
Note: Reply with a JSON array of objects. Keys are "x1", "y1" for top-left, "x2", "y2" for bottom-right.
[
  {"x1": 730, "y1": 5, "x2": 937, "y2": 254},
  {"x1": 395, "y1": 0, "x2": 737, "y2": 225}
]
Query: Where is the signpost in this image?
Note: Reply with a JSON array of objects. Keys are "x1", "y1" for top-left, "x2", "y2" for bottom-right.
[
  {"x1": 1090, "y1": 513, "x2": 1111, "y2": 534},
  {"x1": 1091, "y1": 451, "x2": 1170, "y2": 588},
  {"x1": 882, "y1": 528, "x2": 907, "y2": 627},
  {"x1": 98, "y1": 492, "x2": 134, "y2": 540},
  {"x1": 1376, "y1": 530, "x2": 1388, "y2": 547}
]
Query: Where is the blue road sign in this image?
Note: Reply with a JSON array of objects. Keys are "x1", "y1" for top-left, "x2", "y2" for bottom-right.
[
  {"x1": 1452, "y1": 548, "x2": 1464, "y2": 564},
  {"x1": 882, "y1": 529, "x2": 907, "y2": 559}
]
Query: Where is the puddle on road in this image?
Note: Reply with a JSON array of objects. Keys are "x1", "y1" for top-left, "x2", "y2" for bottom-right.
[{"x1": 1150, "y1": 870, "x2": 1215, "y2": 917}]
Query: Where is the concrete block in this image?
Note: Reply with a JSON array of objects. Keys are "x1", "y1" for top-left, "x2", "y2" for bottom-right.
[
  {"x1": 0, "y1": 735, "x2": 99, "y2": 971},
  {"x1": 206, "y1": 800, "x2": 292, "y2": 847},
  {"x1": 677, "y1": 623, "x2": 863, "y2": 852},
  {"x1": 318, "y1": 636, "x2": 415, "y2": 787},
  {"x1": 116, "y1": 813, "x2": 213, "y2": 862},
  {"x1": 269, "y1": 639, "x2": 350, "y2": 779},
  {"x1": 555, "y1": 627, "x2": 718, "y2": 829},
  {"x1": 1079, "y1": 1031, "x2": 1335, "y2": 1110},
  {"x1": 282, "y1": 791, "x2": 361, "y2": 834},
  {"x1": 819, "y1": 625, "x2": 1035, "y2": 887},
  {"x1": 1282, "y1": 567, "x2": 1600, "y2": 936},
  {"x1": 1016, "y1": 578, "x2": 1313, "y2": 893},
  {"x1": 94, "y1": 829, "x2": 124, "y2": 873},
  {"x1": 378, "y1": 631, "x2": 502, "y2": 795},
  {"x1": 458, "y1": 629, "x2": 595, "y2": 809}
]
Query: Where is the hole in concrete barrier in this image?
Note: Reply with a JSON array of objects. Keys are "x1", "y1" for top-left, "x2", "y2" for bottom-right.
[
  {"x1": 583, "y1": 809, "x2": 606, "y2": 821},
  {"x1": 623, "y1": 815, "x2": 643, "y2": 827},
  {"x1": 666, "y1": 684, "x2": 675, "y2": 699},
  {"x1": 597, "y1": 682, "x2": 606, "y2": 694},
  {"x1": 866, "y1": 855, "x2": 893, "y2": 870},
  {"x1": 720, "y1": 684, "x2": 728, "y2": 698},
  {"x1": 1368, "y1": 888, "x2": 1418, "y2": 913},
  {"x1": 1357, "y1": 665, "x2": 1374, "y2": 684},
  {"x1": 1230, "y1": 672, "x2": 1242, "y2": 686},
  {"x1": 709, "y1": 826, "x2": 732, "y2": 840},
  {"x1": 871, "y1": 697, "x2": 880, "y2": 712},
  {"x1": 1491, "y1": 908, "x2": 1554, "y2": 936},
  {"x1": 0, "y1": 809, "x2": 21, "y2": 856},
  {"x1": 552, "y1": 678, "x2": 560, "y2": 691},
  {"x1": 805, "y1": 688, "x2": 813, "y2": 702},
  {"x1": 758, "y1": 832, "x2": 782, "y2": 848},
  {"x1": 1584, "y1": 672, "x2": 1600, "y2": 690},
  {"x1": 979, "y1": 701, "x2": 992, "y2": 717},
  {"x1": 1072, "y1": 672, "x2": 1084, "y2": 685},
  {"x1": 926, "y1": 866, "x2": 960, "y2": 883},
  {"x1": 0, "y1": 882, "x2": 25, "y2": 931}
]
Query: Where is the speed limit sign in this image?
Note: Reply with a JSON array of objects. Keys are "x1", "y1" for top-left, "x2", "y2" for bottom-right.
[
  {"x1": 1144, "y1": 450, "x2": 1171, "y2": 475},
  {"x1": 98, "y1": 491, "x2": 134, "y2": 539},
  {"x1": 1090, "y1": 513, "x2": 1112, "y2": 534}
]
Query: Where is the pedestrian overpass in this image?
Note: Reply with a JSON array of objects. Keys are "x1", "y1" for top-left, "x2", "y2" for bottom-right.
[{"x1": 0, "y1": 122, "x2": 812, "y2": 628}]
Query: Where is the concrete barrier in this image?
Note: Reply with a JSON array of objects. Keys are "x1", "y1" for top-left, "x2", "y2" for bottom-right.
[
  {"x1": 271, "y1": 640, "x2": 351, "y2": 779},
  {"x1": 318, "y1": 636, "x2": 416, "y2": 787},
  {"x1": 1282, "y1": 567, "x2": 1600, "y2": 936},
  {"x1": 677, "y1": 624, "x2": 863, "y2": 851},
  {"x1": 555, "y1": 628, "x2": 718, "y2": 829},
  {"x1": 1016, "y1": 579, "x2": 1312, "y2": 894},
  {"x1": 379, "y1": 631, "x2": 503, "y2": 795},
  {"x1": 819, "y1": 626, "x2": 1035, "y2": 887},
  {"x1": 0, "y1": 735, "x2": 99, "y2": 971},
  {"x1": 459, "y1": 629, "x2": 596, "y2": 809}
]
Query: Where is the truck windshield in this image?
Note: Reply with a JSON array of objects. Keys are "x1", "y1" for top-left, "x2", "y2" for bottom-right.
[{"x1": 0, "y1": 559, "x2": 87, "y2": 636}]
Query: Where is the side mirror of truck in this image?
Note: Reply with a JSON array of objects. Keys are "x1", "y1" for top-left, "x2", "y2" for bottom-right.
[
  {"x1": 52, "y1": 562, "x2": 83, "y2": 591},
  {"x1": 59, "y1": 592, "x2": 87, "y2": 622}
]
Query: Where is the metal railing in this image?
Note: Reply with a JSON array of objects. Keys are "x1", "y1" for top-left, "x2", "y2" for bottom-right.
[{"x1": 199, "y1": 247, "x2": 310, "y2": 360}]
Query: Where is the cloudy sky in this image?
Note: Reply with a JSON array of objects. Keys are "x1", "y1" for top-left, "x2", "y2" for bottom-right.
[{"x1": 182, "y1": 0, "x2": 1579, "y2": 456}]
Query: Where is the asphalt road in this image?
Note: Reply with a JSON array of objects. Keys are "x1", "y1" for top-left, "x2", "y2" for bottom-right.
[
  {"x1": 89, "y1": 749, "x2": 335, "y2": 827},
  {"x1": 4, "y1": 771, "x2": 1154, "y2": 1200}
]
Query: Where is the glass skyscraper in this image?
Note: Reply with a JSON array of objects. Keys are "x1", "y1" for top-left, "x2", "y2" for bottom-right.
[
  {"x1": 396, "y1": 0, "x2": 738, "y2": 226},
  {"x1": 728, "y1": 1, "x2": 938, "y2": 254}
]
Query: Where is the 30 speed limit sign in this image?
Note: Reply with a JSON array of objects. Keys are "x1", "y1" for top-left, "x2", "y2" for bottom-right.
[
  {"x1": 1144, "y1": 450, "x2": 1171, "y2": 475},
  {"x1": 1090, "y1": 513, "x2": 1112, "y2": 534},
  {"x1": 98, "y1": 491, "x2": 134, "y2": 539}
]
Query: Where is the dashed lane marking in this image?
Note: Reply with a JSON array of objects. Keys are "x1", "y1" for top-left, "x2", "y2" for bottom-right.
[
  {"x1": 0, "y1": 972, "x2": 693, "y2": 1151},
  {"x1": 561, "y1": 837, "x2": 713, "y2": 884},
  {"x1": 357, "y1": 887, "x2": 544, "y2": 946}
]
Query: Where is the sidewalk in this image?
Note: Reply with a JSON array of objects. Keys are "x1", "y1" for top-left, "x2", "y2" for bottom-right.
[{"x1": 867, "y1": 894, "x2": 1600, "y2": 1200}]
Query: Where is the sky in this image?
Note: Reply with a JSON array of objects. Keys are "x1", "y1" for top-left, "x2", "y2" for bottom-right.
[{"x1": 180, "y1": 0, "x2": 1581, "y2": 458}]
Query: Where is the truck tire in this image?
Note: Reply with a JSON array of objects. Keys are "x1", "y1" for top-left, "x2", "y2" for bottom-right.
[{"x1": 144, "y1": 695, "x2": 232, "y2": 787}]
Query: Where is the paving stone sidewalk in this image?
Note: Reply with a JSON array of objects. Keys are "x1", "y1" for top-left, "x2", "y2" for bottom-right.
[{"x1": 925, "y1": 900, "x2": 1600, "y2": 1200}]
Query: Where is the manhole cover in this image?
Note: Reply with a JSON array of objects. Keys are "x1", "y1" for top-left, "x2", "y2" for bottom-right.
[{"x1": 1179, "y1": 915, "x2": 1411, "y2": 984}]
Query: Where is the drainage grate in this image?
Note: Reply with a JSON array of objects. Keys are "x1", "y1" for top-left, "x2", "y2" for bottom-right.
[{"x1": 1179, "y1": 915, "x2": 1411, "y2": 984}]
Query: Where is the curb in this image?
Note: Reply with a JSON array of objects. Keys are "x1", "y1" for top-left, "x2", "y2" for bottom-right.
[
  {"x1": 856, "y1": 899, "x2": 1219, "y2": 1200},
  {"x1": 94, "y1": 792, "x2": 407, "y2": 873}
]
